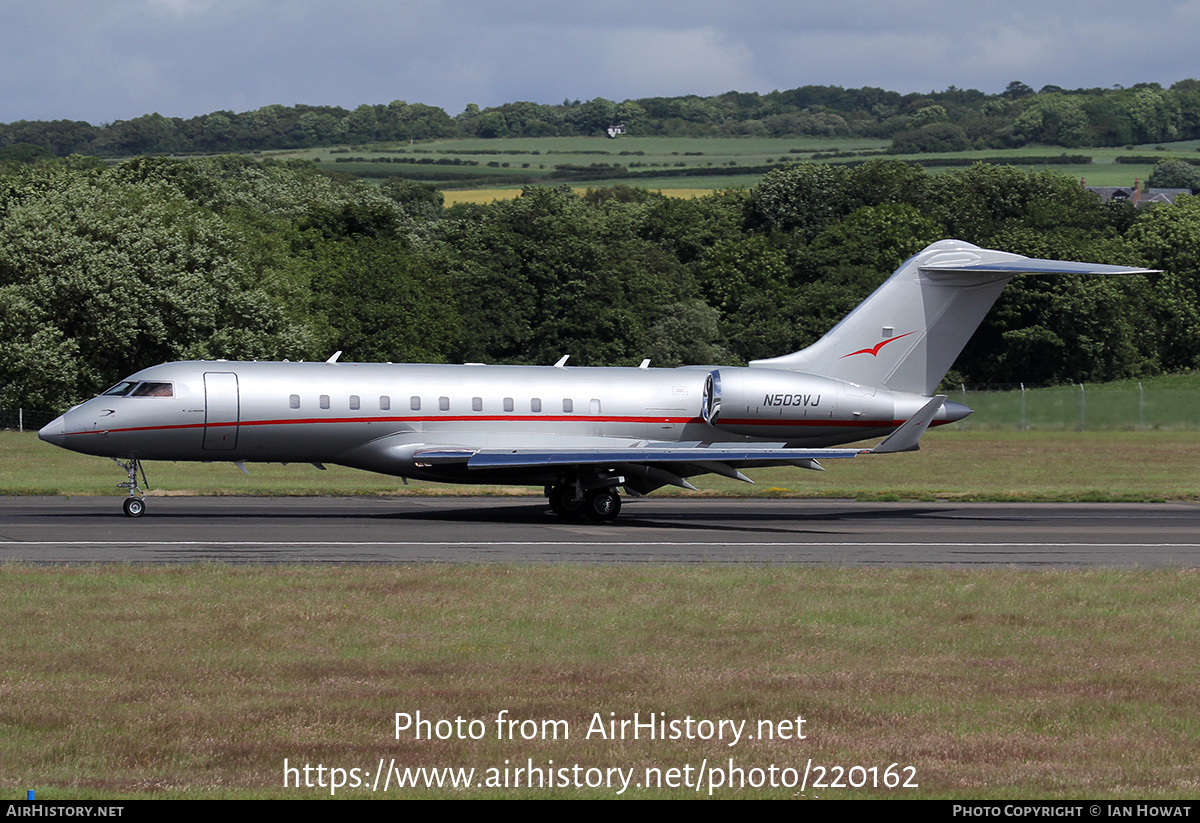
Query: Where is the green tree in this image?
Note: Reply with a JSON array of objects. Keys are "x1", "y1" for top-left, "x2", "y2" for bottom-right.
[
  {"x1": 0, "y1": 162, "x2": 321, "y2": 408},
  {"x1": 907, "y1": 105, "x2": 950, "y2": 129},
  {"x1": 380, "y1": 178, "x2": 445, "y2": 221},
  {"x1": 890, "y1": 121, "x2": 972, "y2": 153},
  {"x1": 806, "y1": 203, "x2": 942, "y2": 274},
  {"x1": 1147, "y1": 159, "x2": 1200, "y2": 192},
  {"x1": 441, "y1": 186, "x2": 710, "y2": 366},
  {"x1": 308, "y1": 237, "x2": 459, "y2": 363},
  {"x1": 745, "y1": 163, "x2": 844, "y2": 238},
  {"x1": 1124, "y1": 195, "x2": 1200, "y2": 370}
]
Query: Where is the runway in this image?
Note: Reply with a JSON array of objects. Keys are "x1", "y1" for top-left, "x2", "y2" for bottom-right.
[{"x1": 3, "y1": 496, "x2": 1199, "y2": 565}]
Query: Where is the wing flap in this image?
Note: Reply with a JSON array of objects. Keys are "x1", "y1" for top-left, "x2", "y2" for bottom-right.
[
  {"x1": 409, "y1": 398, "x2": 945, "y2": 477},
  {"x1": 465, "y1": 446, "x2": 863, "y2": 470}
]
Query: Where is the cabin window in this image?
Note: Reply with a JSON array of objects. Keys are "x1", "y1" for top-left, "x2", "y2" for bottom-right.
[
  {"x1": 320, "y1": 395, "x2": 330, "y2": 410},
  {"x1": 101, "y1": 381, "x2": 138, "y2": 397},
  {"x1": 562, "y1": 398, "x2": 573, "y2": 413},
  {"x1": 131, "y1": 382, "x2": 173, "y2": 397},
  {"x1": 439, "y1": 396, "x2": 450, "y2": 411},
  {"x1": 349, "y1": 395, "x2": 360, "y2": 410},
  {"x1": 590, "y1": 398, "x2": 601, "y2": 415},
  {"x1": 289, "y1": 394, "x2": 300, "y2": 409},
  {"x1": 503, "y1": 397, "x2": 514, "y2": 412},
  {"x1": 410, "y1": 396, "x2": 421, "y2": 411},
  {"x1": 472, "y1": 397, "x2": 483, "y2": 412},
  {"x1": 531, "y1": 398, "x2": 542, "y2": 413},
  {"x1": 380, "y1": 396, "x2": 391, "y2": 410}
]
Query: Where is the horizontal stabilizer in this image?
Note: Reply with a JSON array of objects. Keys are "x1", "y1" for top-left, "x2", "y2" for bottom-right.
[{"x1": 922, "y1": 260, "x2": 1158, "y2": 276}]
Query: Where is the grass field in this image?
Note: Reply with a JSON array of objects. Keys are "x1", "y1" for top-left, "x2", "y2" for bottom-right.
[
  {"x1": 954, "y1": 379, "x2": 1200, "y2": 432},
  {"x1": 5, "y1": 429, "x2": 1200, "y2": 502},
  {"x1": 4, "y1": 564, "x2": 1198, "y2": 799},
  {"x1": 271, "y1": 135, "x2": 1199, "y2": 193}
]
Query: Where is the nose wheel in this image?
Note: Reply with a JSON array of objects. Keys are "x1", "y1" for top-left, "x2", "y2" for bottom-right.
[{"x1": 114, "y1": 458, "x2": 148, "y2": 517}]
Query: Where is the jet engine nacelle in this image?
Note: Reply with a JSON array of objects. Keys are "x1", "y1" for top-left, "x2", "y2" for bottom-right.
[{"x1": 702, "y1": 368, "x2": 898, "y2": 444}]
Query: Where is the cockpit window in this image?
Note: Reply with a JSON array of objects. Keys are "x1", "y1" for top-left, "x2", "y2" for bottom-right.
[
  {"x1": 130, "y1": 382, "x2": 174, "y2": 397},
  {"x1": 101, "y1": 381, "x2": 138, "y2": 397}
]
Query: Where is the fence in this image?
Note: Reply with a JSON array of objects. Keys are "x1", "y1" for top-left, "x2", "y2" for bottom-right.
[
  {"x1": 0, "y1": 409, "x2": 59, "y2": 433},
  {"x1": 948, "y1": 384, "x2": 1200, "y2": 431}
]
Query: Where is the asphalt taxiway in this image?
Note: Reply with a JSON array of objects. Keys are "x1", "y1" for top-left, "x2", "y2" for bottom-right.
[{"x1": 2, "y1": 496, "x2": 1199, "y2": 565}]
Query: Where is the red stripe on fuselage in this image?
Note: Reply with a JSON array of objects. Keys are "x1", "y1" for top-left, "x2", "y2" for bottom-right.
[
  {"x1": 61, "y1": 414, "x2": 699, "y2": 437},
  {"x1": 60, "y1": 412, "x2": 952, "y2": 438}
]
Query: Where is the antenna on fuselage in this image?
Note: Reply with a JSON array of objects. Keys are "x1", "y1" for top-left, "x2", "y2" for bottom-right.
[
  {"x1": 553, "y1": 355, "x2": 570, "y2": 368},
  {"x1": 326, "y1": 351, "x2": 342, "y2": 364}
]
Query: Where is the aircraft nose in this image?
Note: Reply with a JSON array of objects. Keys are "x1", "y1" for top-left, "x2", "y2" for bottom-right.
[{"x1": 38, "y1": 414, "x2": 67, "y2": 447}]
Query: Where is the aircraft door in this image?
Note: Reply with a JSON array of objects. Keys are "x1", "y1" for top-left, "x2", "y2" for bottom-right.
[{"x1": 203, "y1": 372, "x2": 240, "y2": 450}]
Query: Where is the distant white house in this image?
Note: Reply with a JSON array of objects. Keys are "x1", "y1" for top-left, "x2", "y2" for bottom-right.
[{"x1": 606, "y1": 123, "x2": 626, "y2": 139}]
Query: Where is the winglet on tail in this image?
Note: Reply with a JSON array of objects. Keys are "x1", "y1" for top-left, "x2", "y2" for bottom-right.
[{"x1": 868, "y1": 395, "x2": 946, "y2": 454}]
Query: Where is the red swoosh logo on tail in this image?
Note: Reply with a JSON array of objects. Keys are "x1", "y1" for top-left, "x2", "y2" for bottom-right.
[{"x1": 840, "y1": 331, "x2": 916, "y2": 358}]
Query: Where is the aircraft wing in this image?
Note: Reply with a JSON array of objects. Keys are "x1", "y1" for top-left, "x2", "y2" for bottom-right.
[
  {"x1": 410, "y1": 396, "x2": 946, "y2": 492},
  {"x1": 411, "y1": 443, "x2": 857, "y2": 493}
]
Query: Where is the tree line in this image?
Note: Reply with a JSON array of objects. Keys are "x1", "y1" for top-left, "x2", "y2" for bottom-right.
[
  {"x1": 2, "y1": 155, "x2": 1199, "y2": 411},
  {"x1": 4, "y1": 80, "x2": 1200, "y2": 158}
]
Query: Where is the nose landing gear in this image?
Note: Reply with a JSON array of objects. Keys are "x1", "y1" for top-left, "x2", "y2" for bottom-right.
[{"x1": 114, "y1": 458, "x2": 148, "y2": 517}]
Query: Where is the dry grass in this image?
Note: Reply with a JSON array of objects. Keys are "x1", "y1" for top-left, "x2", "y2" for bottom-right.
[
  {"x1": 442, "y1": 188, "x2": 713, "y2": 205},
  {"x1": 3, "y1": 565, "x2": 1198, "y2": 798}
]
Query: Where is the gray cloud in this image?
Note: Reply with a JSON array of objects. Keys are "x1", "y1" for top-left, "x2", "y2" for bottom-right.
[{"x1": 1, "y1": 0, "x2": 1194, "y2": 124}]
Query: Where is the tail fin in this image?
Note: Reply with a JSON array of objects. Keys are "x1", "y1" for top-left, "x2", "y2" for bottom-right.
[{"x1": 750, "y1": 240, "x2": 1155, "y2": 396}]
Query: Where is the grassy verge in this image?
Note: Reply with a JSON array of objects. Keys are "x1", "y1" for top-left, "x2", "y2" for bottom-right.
[
  {"x1": 6, "y1": 430, "x2": 1200, "y2": 501},
  {"x1": 3, "y1": 564, "x2": 1196, "y2": 799}
]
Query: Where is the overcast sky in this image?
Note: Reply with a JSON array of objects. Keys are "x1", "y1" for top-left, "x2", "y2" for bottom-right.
[{"x1": 2, "y1": 0, "x2": 1196, "y2": 125}]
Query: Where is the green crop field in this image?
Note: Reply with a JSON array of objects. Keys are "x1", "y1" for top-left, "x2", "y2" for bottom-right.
[{"x1": 272, "y1": 135, "x2": 1200, "y2": 193}]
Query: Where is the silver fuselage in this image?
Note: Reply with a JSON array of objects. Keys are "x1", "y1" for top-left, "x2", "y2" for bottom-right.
[{"x1": 38, "y1": 360, "x2": 966, "y2": 486}]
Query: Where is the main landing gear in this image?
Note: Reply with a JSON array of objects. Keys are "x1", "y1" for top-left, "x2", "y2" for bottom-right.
[
  {"x1": 115, "y1": 458, "x2": 148, "y2": 517},
  {"x1": 547, "y1": 481, "x2": 622, "y2": 522}
]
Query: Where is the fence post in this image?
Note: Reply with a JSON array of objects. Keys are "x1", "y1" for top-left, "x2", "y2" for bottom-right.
[
  {"x1": 1138, "y1": 382, "x2": 1144, "y2": 431},
  {"x1": 1078, "y1": 383, "x2": 1085, "y2": 431},
  {"x1": 18, "y1": 408, "x2": 22, "y2": 433},
  {"x1": 1020, "y1": 383, "x2": 1026, "y2": 431}
]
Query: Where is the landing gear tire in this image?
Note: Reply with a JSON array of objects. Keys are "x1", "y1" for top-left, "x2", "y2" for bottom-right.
[
  {"x1": 548, "y1": 485, "x2": 585, "y2": 518},
  {"x1": 114, "y1": 458, "x2": 149, "y2": 517},
  {"x1": 583, "y1": 489, "x2": 621, "y2": 522}
]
